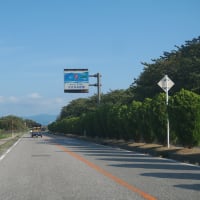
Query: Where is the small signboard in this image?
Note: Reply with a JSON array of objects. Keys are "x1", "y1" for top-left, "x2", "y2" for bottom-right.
[
  {"x1": 64, "y1": 69, "x2": 89, "y2": 93},
  {"x1": 158, "y1": 75, "x2": 174, "y2": 92}
]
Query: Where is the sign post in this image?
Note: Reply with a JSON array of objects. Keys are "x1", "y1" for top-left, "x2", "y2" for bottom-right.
[
  {"x1": 89, "y1": 73, "x2": 102, "y2": 104},
  {"x1": 158, "y1": 75, "x2": 174, "y2": 148}
]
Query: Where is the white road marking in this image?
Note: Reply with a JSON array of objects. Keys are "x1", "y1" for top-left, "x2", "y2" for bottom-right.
[{"x1": 0, "y1": 138, "x2": 21, "y2": 162}]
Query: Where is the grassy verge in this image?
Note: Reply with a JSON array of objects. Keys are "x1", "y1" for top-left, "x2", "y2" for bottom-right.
[
  {"x1": 0, "y1": 133, "x2": 12, "y2": 139},
  {"x1": 0, "y1": 133, "x2": 24, "y2": 156}
]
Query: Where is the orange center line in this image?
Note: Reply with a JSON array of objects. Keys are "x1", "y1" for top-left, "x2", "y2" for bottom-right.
[{"x1": 57, "y1": 144, "x2": 157, "y2": 200}]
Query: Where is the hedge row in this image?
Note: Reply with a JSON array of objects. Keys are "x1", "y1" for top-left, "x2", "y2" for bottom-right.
[{"x1": 48, "y1": 89, "x2": 200, "y2": 147}]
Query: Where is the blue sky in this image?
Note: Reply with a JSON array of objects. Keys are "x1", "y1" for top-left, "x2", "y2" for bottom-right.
[{"x1": 0, "y1": 0, "x2": 200, "y2": 117}]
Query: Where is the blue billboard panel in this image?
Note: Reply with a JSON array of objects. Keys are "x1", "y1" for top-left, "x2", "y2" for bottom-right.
[{"x1": 64, "y1": 69, "x2": 89, "y2": 93}]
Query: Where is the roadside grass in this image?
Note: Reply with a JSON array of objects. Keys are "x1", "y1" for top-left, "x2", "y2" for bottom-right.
[
  {"x1": 0, "y1": 133, "x2": 24, "y2": 156},
  {"x1": 0, "y1": 133, "x2": 12, "y2": 139}
]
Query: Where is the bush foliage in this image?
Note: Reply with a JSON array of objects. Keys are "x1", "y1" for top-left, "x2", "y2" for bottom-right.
[{"x1": 48, "y1": 89, "x2": 200, "y2": 147}]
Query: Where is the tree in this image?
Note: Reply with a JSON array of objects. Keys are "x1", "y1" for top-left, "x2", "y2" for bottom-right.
[
  {"x1": 130, "y1": 36, "x2": 200, "y2": 101},
  {"x1": 0, "y1": 115, "x2": 27, "y2": 133},
  {"x1": 24, "y1": 119, "x2": 41, "y2": 128},
  {"x1": 137, "y1": 98, "x2": 155, "y2": 143},
  {"x1": 169, "y1": 89, "x2": 200, "y2": 147},
  {"x1": 127, "y1": 101, "x2": 142, "y2": 141},
  {"x1": 101, "y1": 89, "x2": 133, "y2": 105},
  {"x1": 59, "y1": 96, "x2": 98, "y2": 120},
  {"x1": 150, "y1": 93, "x2": 168, "y2": 144}
]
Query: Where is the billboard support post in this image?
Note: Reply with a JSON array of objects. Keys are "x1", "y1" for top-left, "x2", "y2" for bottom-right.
[{"x1": 89, "y1": 73, "x2": 102, "y2": 104}]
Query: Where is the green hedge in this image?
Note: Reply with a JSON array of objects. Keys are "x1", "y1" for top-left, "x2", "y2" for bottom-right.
[
  {"x1": 49, "y1": 89, "x2": 200, "y2": 147},
  {"x1": 168, "y1": 89, "x2": 200, "y2": 147}
]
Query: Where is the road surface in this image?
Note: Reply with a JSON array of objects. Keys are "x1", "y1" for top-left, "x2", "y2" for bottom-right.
[{"x1": 0, "y1": 133, "x2": 199, "y2": 200}]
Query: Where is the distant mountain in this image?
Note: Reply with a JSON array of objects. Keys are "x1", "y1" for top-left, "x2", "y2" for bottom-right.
[{"x1": 24, "y1": 114, "x2": 57, "y2": 125}]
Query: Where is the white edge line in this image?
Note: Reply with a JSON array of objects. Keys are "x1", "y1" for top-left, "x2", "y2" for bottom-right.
[{"x1": 0, "y1": 138, "x2": 22, "y2": 162}]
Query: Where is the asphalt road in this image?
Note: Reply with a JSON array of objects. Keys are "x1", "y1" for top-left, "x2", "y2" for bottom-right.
[{"x1": 0, "y1": 133, "x2": 199, "y2": 200}]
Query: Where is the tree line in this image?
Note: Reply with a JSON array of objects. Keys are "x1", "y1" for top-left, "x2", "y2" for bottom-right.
[
  {"x1": 0, "y1": 115, "x2": 41, "y2": 134},
  {"x1": 48, "y1": 36, "x2": 200, "y2": 147}
]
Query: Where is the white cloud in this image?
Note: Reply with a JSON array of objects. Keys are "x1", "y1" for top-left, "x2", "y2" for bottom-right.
[
  {"x1": 8, "y1": 96, "x2": 19, "y2": 103},
  {"x1": 0, "y1": 96, "x2": 19, "y2": 103},
  {"x1": 0, "y1": 96, "x2": 5, "y2": 103},
  {"x1": 27, "y1": 92, "x2": 42, "y2": 99},
  {"x1": 0, "y1": 93, "x2": 68, "y2": 116},
  {"x1": 54, "y1": 97, "x2": 64, "y2": 104}
]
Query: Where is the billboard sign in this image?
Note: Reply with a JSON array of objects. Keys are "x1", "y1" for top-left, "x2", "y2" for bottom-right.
[{"x1": 64, "y1": 69, "x2": 89, "y2": 93}]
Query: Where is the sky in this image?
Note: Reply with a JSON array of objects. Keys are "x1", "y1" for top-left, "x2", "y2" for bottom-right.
[{"x1": 0, "y1": 0, "x2": 200, "y2": 117}]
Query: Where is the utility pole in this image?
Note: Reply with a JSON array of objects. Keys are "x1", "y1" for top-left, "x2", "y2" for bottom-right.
[{"x1": 11, "y1": 119, "x2": 13, "y2": 138}]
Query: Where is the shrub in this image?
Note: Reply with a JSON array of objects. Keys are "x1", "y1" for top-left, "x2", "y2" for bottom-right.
[{"x1": 169, "y1": 89, "x2": 200, "y2": 147}]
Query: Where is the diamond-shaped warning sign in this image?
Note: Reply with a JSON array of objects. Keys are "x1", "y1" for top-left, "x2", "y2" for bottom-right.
[{"x1": 158, "y1": 75, "x2": 174, "y2": 92}]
